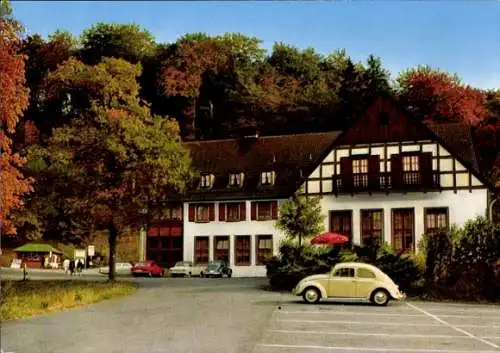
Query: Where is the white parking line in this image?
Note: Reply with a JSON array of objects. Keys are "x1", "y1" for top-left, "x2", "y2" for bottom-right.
[
  {"x1": 277, "y1": 319, "x2": 443, "y2": 327},
  {"x1": 256, "y1": 343, "x2": 500, "y2": 352},
  {"x1": 268, "y1": 329, "x2": 468, "y2": 339},
  {"x1": 269, "y1": 329, "x2": 500, "y2": 340},
  {"x1": 274, "y1": 310, "x2": 500, "y2": 320},
  {"x1": 276, "y1": 310, "x2": 426, "y2": 317},
  {"x1": 415, "y1": 307, "x2": 500, "y2": 315},
  {"x1": 406, "y1": 303, "x2": 500, "y2": 350},
  {"x1": 276, "y1": 319, "x2": 500, "y2": 328}
]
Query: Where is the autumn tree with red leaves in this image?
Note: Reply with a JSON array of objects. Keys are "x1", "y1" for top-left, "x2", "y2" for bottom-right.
[
  {"x1": 0, "y1": 4, "x2": 33, "y2": 234},
  {"x1": 396, "y1": 66, "x2": 487, "y2": 125},
  {"x1": 161, "y1": 37, "x2": 231, "y2": 138}
]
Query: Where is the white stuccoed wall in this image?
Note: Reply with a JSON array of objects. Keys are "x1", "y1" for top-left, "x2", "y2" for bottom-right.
[
  {"x1": 183, "y1": 199, "x2": 287, "y2": 277},
  {"x1": 320, "y1": 189, "x2": 488, "y2": 249},
  {"x1": 179, "y1": 189, "x2": 488, "y2": 277}
]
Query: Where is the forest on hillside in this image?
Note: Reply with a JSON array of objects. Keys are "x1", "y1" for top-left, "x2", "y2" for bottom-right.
[{"x1": 1, "y1": 4, "x2": 499, "y2": 248}]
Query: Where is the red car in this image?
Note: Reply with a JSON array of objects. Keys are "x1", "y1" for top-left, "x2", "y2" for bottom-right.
[{"x1": 131, "y1": 260, "x2": 165, "y2": 277}]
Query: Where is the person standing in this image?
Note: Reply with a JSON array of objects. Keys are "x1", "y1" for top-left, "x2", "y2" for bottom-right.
[
  {"x1": 76, "y1": 260, "x2": 84, "y2": 275},
  {"x1": 63, "y1": 258, "x2": 70, "y2": 274},
  {"x1": 69, "y1": 259, "x2": 75, "y2": 276}
]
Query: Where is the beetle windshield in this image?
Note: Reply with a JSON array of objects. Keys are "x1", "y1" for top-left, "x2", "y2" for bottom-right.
[{"x1": 207, "y1": 261, "x2": 221, "y2": 270}]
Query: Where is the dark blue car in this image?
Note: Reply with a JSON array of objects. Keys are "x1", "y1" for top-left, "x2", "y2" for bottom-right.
[{"x1": 201, "y1": 260, "x2": 232, "y2": 278}]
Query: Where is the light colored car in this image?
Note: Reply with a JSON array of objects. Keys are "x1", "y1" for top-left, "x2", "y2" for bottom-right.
[
  {"x1": 98, "y1": 262, "x2": 133, "y2": 275},
  {"x1": 169, "y1": 261, "x2": 202, "y2": 277},
  {"x1": 292, "y1": 262, "x2": 406, "y2": 306}
]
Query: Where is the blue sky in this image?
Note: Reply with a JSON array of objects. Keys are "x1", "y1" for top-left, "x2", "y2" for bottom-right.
[{"x1": 11, "y1": 1, "x2": 500, "y2": 89}]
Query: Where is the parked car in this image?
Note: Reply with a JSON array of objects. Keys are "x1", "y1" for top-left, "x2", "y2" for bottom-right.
[
  {"x1": 200, "y1": 260, "x2": 232, "y2": 278},
  {"x1": 292, "y1": 262, "x2": 406, "y2": 306},
  {"x1": 98, "y1": 262, "x2": 133, "y2": 275},
  {"x1": 169, "y1": 261, "x2": 202, "y2": 277},
  {"x1": 131, "y1": 260, "x2": 164, "y2": 277}
]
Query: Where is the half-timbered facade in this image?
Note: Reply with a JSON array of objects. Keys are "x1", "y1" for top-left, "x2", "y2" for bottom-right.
[
  {"x1": 300, "y1": 98, "x2": 490, "y2": 253},
  {"x1": 143, "y1": 97, "x2": 493, "y2": 277}
]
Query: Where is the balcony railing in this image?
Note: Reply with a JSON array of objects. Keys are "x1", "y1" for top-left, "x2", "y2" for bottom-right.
[{"x1": 332, "y1": 172, "x2": 440, "y2": 194}]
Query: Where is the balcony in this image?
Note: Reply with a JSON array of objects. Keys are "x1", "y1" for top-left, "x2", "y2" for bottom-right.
[{"x1": 332, "y1": 172, "x2": 441, "y2": 194}]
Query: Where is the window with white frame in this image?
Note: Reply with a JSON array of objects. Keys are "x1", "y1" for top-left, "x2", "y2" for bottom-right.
[
  {"x1": 261, "y1": 171, "x2": 275, "y2": 185},
  {"x1": 256, "y1": 235, "x2": 273, "y2": 265},
  {"x1": 402, "y1": 155, "x2": 420, "y2": 185},
  {"x1": 226, "y1": 203, "x2": 240, "y2": 222},
  {"x1": 214, "y1": 236, "x2": 230, "y2": 263},
  {"x1": 200, "y1": 174, "x2": 213, "y2": 188},
  {"x1": 195, "y1": 205, "x2": 210, "y2": 222},
  {"x1": 352, "y1": 158, "x2": 369, "y2": 188},
  {"x1": 257, "y1": 202, "x2": 272, "y2": 220},
  {"x1": 229, "y1": 173, "x2": 244, "y2": 187}
]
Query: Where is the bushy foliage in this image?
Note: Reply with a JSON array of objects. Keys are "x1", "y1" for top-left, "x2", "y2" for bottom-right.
[
  {"x1": 420, "y1": 229, "x2": 456, "y2": 287},
  {"x1": 454, "y1": 216, "x2": 500, "y2": 269},
  {"x1": 266, "y1": 240, "x2": 335, "y2": 290},
  {"x1": 419, "y1": 216, "x2": 500, "y2": 300},
  {"x1": 349, "y1": 241, "x2": 423, "y2": 293},
  {"x1": 450, "y1": 216, "x2": 500, "y2": 299}
]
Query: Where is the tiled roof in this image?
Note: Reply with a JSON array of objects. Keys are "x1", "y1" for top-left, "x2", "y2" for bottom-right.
[
  {"x1": 183, "y1": 131, "x2": 342, "y2": 201},
  {"x1": 426, "y1": 122, "x2": 481, "y2": 176}
]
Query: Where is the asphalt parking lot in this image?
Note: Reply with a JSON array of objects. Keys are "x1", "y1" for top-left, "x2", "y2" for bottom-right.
[
  {"x1": 2, "y1": 273, "x2": 500, "y2": 353},
  {"x1": 253, "y1": 299, "x2": 500, "y2": 353}
]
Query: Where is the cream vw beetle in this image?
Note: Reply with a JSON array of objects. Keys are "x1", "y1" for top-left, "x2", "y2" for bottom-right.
[{"x1": 292, "y1": 262, "x2": 406, "y2": 306}]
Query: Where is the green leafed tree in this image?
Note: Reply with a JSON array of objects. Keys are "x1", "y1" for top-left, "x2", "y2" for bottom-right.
[
  {"x1": 79, "y1": 22, "x2": 156, "y2": 65},
  {"x1": 275, "y1": 194, "x2": 325, "y2": 246},
  {"x1": 28, "y1": 57, "x2": 194, "y2": 280}
]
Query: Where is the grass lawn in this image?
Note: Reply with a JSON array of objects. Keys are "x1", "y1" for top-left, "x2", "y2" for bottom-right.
[{"x1": 0, "y1": 280, "x2": 137, "y2": 321}]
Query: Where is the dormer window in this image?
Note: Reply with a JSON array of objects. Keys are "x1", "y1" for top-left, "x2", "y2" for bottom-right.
[
  {"x1": 229, "y1": 172, "x2": 244, "y2": 187},
  {"x1": 200, "y1": 174, "x2": 214, "y2": 189},
  {"x1": 261, "y1": 171, "x2": 275, "y2": 186}
]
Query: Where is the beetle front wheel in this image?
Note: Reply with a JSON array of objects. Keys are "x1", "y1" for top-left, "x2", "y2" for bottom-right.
[{"x1": 303, "y1": 287, "x2": 321, "y2": 304}]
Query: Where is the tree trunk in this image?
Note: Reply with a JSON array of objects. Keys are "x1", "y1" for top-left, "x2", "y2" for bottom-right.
[
  {"x1": 298, "y1": 235, "x2": 302, "y2": 247},
  {"x1": 108, "y1": 223, "x2": 118, "y2": 281}
]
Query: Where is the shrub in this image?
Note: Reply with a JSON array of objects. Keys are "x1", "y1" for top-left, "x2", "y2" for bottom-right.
[
  {"x1": 377, "y1": 252, "x2": 423, "y2": 293},
  {"x1": 338, "y1": 249, "x2": 359, "y2": 263},
  {"x1": 421, "y1": 230, "x2": 455, "y2": 287},
  {"x1": 266, "y1": 241, "x2": 337, "y2": 290},
  {"x1": 452, "y1": 216, "x2": 500, "y2": 299},
  {"x1": 416, "y1": 216, "x2": 500, "y2": 301},
  {"x1": 344, "y1": 241, "x2": 423, "y2": 293},
  {"x1": 454, "y1": 216, "x2": 500, "y2": 269}
]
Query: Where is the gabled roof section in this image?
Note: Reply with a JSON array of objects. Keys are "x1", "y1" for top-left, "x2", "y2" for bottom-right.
[
  {"x1": 426, "y1": 122, "x2": 480, "y2": 175},
  {"x1": 334, "y1": 96, "x2": 430, "y2": 145},
  {"x1": 297, "y1": 96, "x2": 492, "y2": 191},
  {"x1": 333, "y1": 95, "x2": 492, "y2": 189},
  {"x1": 183, "y1": 131, "x2": 342, "y2": 200}
]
